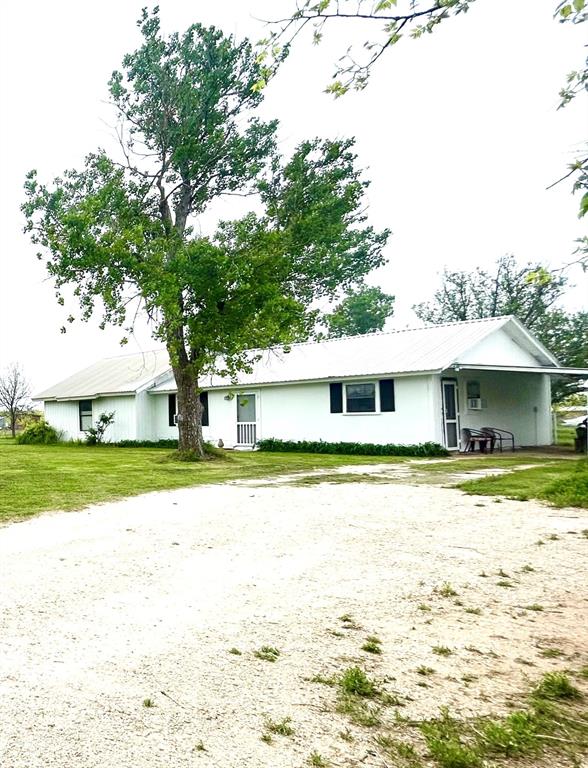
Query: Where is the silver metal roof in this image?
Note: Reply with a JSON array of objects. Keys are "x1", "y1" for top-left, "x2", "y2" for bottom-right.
[
  {"x1": 198, "y1": 316, "x2": 515, "y2": 388},
  {"x1": 35, "y1": 349, "x2": 170, "y2": 400}
]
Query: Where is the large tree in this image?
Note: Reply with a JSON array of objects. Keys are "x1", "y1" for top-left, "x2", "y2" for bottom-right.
[
  {"x1": 0, "y1": 364, "x2": 31, "y2": 438},
  {"x1": 321, "y1": 284, "x2": 394, "y2": 337},
  {"x1": 23, "y1": 10, "x2": 388, "y2": 456},
  {"x1": 413, "y1": 254, "x2": 587, "y2": 401}
]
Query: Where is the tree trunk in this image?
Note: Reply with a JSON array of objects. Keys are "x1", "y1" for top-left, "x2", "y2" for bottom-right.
[
  {"x1": 172, "y1": 361, "x2": 204, "y2": 456},
  {"x1": 10, "y1": 409, "x2": 16, "y2": 438}
]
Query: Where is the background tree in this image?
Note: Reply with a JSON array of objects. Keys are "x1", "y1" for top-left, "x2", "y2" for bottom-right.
[
  {"x1": 533, "y1": 310, "x2": 588, "y2": 403},
  {"x1": 413, "y1": 255, "x2": 567, "y2": 327},
  {"x1": 23, "y1": 10, "x2": 388, "y2": 457},
  {"x1": 413, "y1": 254, "x2": 587, "y2": 402},
  {"x1": 321, "y1": 284, "x2": 395, "y2": 337},
  {"x1": 0, "y1": 364, "x2": 31, "y2": 437}
]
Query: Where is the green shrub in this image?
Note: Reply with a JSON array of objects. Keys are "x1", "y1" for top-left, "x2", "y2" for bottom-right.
[
  {"x1": 533, "y1": 672, "x2": 582, "y2": 701},
  {"x1": 85, "y1": 411, "x2": 115, "y2": 445},
  {"x1": 421, "y1": 709, "x2": 481, "y2": 768},
  {"x1": 16, "y1": 421, "x2": 60, "y2": 445},
  {"x1": 256, "y1": 438, "x2": 448, "y2": 457},
  {"x1": 480, "y1": 710, "x2": 540, "y2": 756},
  {"x1": 339, "y1": 667, "x2": 378, "y2": 697}
]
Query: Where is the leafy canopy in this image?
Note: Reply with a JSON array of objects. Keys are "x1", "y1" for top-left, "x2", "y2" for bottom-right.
[
  {"x1": 413, "y1": 255, "x2": 567, "y2": 328},
  {"x1": 23, "y1": 8, "x2": 389, "y2": 383},
  {"x1": 322, "y1": 285, "x2": 395, "y2": 337}
]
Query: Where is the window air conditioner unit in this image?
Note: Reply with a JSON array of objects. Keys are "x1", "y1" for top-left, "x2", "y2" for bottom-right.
[{"x1": 467, "y1": 397, "x2": 482, "y2": 410}]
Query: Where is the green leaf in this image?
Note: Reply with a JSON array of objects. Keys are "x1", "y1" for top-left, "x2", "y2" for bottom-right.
[
  {"x1": 573, "y1": 0, "x2": 585, "y2": 11},
  {"x1": 375, "y1": 0, "x2": 397, "y2": 10},
  {"x1": 579, "y1": 192, "x2": 588, "y2": 219}
]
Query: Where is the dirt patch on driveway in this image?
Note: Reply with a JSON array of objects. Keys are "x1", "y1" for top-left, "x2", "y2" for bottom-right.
[{"x1": 0, "y1": 479, "x2": 586, "y2": 767}]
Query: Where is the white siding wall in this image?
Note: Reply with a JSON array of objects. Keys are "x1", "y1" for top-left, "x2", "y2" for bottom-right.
[
  {"x1": 150, "y1": 377, "x2": 437, "y2": 447},
  {"x1": 135, "y1": 389, "x2": 154, "y2": 441},
  {"x1": 256, "y1": 377, "x2": 436, "y2": 444},
  {"x1": 44, "y1": 396, "x2": 136, "y2": 442},
  {"x1": 456, "y1": 371, "x2": 552, "y2": 446},
  {"x1": 44, "y1": 401, "x2": 81, "y2": 441},
  {"x1": 151, "y1": 393, "x2": 178, "y2": 442},
  {"x1": 43, "y1": 370, "x2": 554, "y2": 448},
  {"x1": 94, "y1": 396, "x2": 136, "y2": 442},
  {"x1": 430, "y1": 375, "x2": 445, "y2": 445},
  {"x1": 458, "y1": 329, "x2": 542, "y2": 367},
  {"x1": 150, "y1": 391, "x2": 239, "y2": 446}
]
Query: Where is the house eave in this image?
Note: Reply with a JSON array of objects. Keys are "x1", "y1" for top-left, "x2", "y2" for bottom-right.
[
  {"x1": 449, "y1": 363, "x2": 588, "y2": 376},
  {"x1": 148, "y1": 369, "x2": 441, "y2": 394},
  {"x1": 36, "y1": 390, "x2": 137, "y2": 402}
]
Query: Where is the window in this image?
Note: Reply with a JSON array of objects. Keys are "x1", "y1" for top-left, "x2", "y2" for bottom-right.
[
  {"x1": 345, "y1": 382, "x2": 376, "y2": 413},
  {"x1": 168, "y1": 392, "x2": 209, "y2": 427},
  {"x1": 79, "y1": 400, "x2": 93, "y2": 431},
  {"x1": 200, "y1": 392, "x2": 209, "y2": 427},
  {"x1": 379, "y1": 379, "x2": 395, "y2": 412},
  {"x1": 466, "y1": 381, "x2": 481, "y2": 399},
  {"x1": 330, "y1": 380, "x2": 395, "y2": 414},
  {"x1": 329, "y1": 382, "x2": 343, "y2": 413},
  {"x1": 168, "y1": 394, "x2": 176, "y2": 427}
]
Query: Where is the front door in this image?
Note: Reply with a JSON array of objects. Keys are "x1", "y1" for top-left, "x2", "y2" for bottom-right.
[
  {"x1": 237, "y1": 393, "x2": 257, "y2": 446},
  {"x1": 442, "y1": 379, "x2": 460, "y2": 450}
]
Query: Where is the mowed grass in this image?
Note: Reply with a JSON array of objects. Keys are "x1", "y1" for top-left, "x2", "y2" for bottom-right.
[
  {"x1": 1, "y1": 440, "x2": 583, "y2": 522},
  {"x1": 0, "y1": 440, "x2": 410, "y2": 522},
  {"x1": 457, "y1": 458, "x2": 588, "y2": 508},
  {"x1": 555, "y1": 424, "x2": 576, "y2": 447},
  {"x1": 413, "y1": 455, "x2": 551, "y2": 473}
]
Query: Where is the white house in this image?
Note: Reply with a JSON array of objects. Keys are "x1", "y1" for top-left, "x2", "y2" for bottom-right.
[{"x1": 34, "y1": 316, "x2": 588, "y2": 451}]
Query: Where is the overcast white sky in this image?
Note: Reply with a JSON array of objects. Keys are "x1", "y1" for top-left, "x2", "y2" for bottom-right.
[{"x1": 0, "y1": 0, "x2": 586, "y2": 393}]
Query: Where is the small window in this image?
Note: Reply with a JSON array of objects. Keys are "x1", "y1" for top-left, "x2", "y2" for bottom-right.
[
  {"x1": 79, "y1": 400, "x2": 93, "y2": 431},
  {"x1": 345, "y1": 383, "x2": 376, "y2": 413},
  {"x1": 200, "y1": 392, "x2": 209, "y2": 427},
  {"x1": 467, "y1": 381, "x2": 481, "y2": 399},
  {"x1": 379, "y1": 379, "x2": 395, "y2": 412},
  {"x1": 169, "y1": 392, "x2": 209, "y2": 427},
  {"x1": 329, "y1": 382, "x2": 343, "y2": 413},
  {"x1": 168, "y1": 394, "x2": 177, "y2": 427}
]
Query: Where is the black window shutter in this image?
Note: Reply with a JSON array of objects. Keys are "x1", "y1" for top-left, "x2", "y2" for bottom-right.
[
  {"x1": 329, "y1": 382, "x2": 343, "y2": 413},
  {"x1": 380, "y1": 379, "x2": 395, "y2": 412},
  {"x1": 200, "y1": 392, "x2": 209, "y2": 427},
  {"x1": 168, "y1": 394, "x2": 176, "y2": 427}
]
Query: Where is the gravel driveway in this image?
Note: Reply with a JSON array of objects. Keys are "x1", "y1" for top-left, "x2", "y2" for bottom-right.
[{"x1": 0, "y1": 475, "x2": 586, "y2": 767}]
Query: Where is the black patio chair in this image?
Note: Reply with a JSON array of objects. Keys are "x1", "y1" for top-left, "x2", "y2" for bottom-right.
[
  {"x1": 482, "y1": 427, "x2": 515, "y2": 452},
  {"x1": 461, "y1": 427, "x2": 492, "y2": 453}
]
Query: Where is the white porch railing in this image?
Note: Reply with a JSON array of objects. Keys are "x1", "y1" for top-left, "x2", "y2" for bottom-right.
[{"x1": 237, "y1": 422, "x2": 257, "y2": 446}]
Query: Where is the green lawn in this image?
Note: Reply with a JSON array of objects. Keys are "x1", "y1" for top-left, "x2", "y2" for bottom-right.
[
  {"x1": 0, "y1": 441, "x2": 412, "y2": 522},
  {"x1": 457, "y1": 458, "x2": 588, "y2": 508},
  {"x1": 1, "y1": 441, "x2": 585, "y2": 523},
  {"x1": 555, "y1": 424, "x2": 576, "y2": 447}
]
